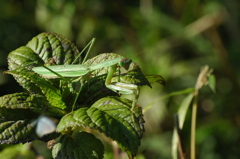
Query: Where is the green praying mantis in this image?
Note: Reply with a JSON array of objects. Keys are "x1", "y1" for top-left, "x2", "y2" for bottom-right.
[{"x1": 32, "y1": 38, "x2": 139, "y2": 112}]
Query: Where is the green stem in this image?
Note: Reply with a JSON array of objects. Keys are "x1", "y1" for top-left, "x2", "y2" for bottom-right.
[{"x1": 191, "y1": 92, "x2": 198, "y2": 159}]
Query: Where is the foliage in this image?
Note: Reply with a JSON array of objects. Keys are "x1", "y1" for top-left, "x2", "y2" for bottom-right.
[
  {"x1": 0, "y1": 32, "x2": 164, "y2": 158},
  {"x1": 1, "y1": 0, "x2": 240, "y2": 158}
]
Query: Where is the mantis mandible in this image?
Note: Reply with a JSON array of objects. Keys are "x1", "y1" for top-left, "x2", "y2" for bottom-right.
[{"x1": 32, "y1": 54, "x2": 139, "y2": 111}]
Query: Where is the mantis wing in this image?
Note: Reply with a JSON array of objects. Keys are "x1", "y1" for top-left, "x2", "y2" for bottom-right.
[
  {"x1": 32, "y1": 64, "x2": 90, "y2": 78},
  {"x1": 32, "y1": 57, "x2": 123, "y2": 78}
]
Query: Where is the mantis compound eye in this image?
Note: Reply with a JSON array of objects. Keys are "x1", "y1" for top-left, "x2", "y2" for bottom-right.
[{"x1": 119, "y1": 58, "x2": 132, "y2": 70}]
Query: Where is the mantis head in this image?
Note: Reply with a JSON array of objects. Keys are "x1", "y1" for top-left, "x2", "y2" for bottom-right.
[{"x1": 119, "y1": 58, "x2": 132, "y2": 70}]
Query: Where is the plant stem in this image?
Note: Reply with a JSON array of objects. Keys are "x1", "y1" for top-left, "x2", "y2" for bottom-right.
[{"x1": 191, "y1": 93, "x2": 198, "y2": 159}]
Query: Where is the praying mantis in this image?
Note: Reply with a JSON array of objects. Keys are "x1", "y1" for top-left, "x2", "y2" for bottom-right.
[
  {"x1": 32, "y1": 56, "x2": 139, "y2": 111},
  {"x1": 31, "y1": 38, "x2": 140, "y2": 112}
]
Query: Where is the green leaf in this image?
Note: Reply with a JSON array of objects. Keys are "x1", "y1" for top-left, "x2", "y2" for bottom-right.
[
  {"x1": 0, "y1": 119, "x2": 60, "y2": 144},
  {"x1": 52, "y1": 131, "x2": 104, "y2": 159},
  {"x1": 7, "y1": 46, "x2": 44, "y2": 70},
  {"x1": 57, "y1": 96, "x2": 144, "y2": 158},
  {"x1": 5, "y1": 32, "x2": 83, "y2": 110},
  {"x1": 0, "y1": 120, "x2": 37, "y2": 144},
  {"x1": 26, "y1": 32, "x2": 82, "y2": 65},
  {"x1": 0, "y1": 92, "x2": 36, "y2": 109},
  {"x1": 0, "y1": 93, "x2": 38, "y2": 120},
  {"x1": 0, "y1": 92, "x2": 64, "y2": 144},
  {"x1": 208, "y1": 74, "x2": 216, "y2": 93},
  {"x1": 116, "y1": 61, "x2": 152, "y2": 88},
  {"x1": 172, "y1": 93, "x2": 194, "y2": 159},
  {"x1": 145, "y1": 75, "x2": 166, "y2": 86},
  {"x1": 5, "y1": 68, "x2": 67, "y2": 110},
  {"x1": 6, "y1": 46, "x2": 45, "y2": 93},
  {"x1": 0, "y1": 92, "x2": 66, "y2": 119},
  {"x1": 178, "y1": 93, "x2": 194, "y2": 129}
]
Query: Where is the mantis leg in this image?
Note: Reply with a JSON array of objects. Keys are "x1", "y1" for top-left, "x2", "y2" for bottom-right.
[{"x1": 105, "y1": 65, "x2": 139, "y2": 111}]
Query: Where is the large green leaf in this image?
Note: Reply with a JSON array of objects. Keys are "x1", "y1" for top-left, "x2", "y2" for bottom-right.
[
  {"x1": 0, "y1": 93, "x2": 39, "y2": 120},
  {"x1": 0, "y1": 92, "x2": 64, "y2": 144},
  {"x1": 0, "y1": 119, "x2": 58, "y2": 144},
  {"x1": 26, "y1": 32, "x2": 82, "y2": 65},
  {"x1": 57, "y1": 96, "x2": 144, "y2": 158},
  {"x1": 0, "y1": 92, "x2": 66, "y2": 119},
  {"x1": 0, "y1": 120, "x2": 36, "y2": 144},
  {"x1": 5, "y1": 68, "x2": 67, "y2": 110},
  {"x1": 6, "y1": 33, "x2": 83, "y2": 110},
  {"x1": 6, "y1": 46, "x2": 45, "y2": 94},
  {"x1": 52, "y1": 131, "x2": 104, "y2": 159}
]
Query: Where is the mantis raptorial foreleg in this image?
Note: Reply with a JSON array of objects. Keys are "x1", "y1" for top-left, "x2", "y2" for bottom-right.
[{"x1": 105, "y1": 63, "x2": 139, "y2": 111}]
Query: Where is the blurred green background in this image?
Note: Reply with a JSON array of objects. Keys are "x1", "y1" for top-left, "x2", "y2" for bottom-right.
[{"x1": 0, "y1": 0, "x2": 240, "y2": 158}]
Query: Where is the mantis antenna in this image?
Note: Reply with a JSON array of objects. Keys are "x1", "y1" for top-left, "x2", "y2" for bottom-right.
[{"x1": 72, "y1": 38, "x2": 96, "y2": 64}]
